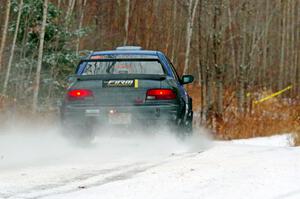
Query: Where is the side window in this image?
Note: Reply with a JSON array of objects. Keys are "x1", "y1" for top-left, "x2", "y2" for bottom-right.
[{"x1": 166, "y1": 58, "x2": 181, "y2": 82}]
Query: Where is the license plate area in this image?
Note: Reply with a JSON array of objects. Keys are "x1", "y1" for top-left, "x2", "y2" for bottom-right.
[
  {"x1": 108, "y1": 112, "x2": 132, "y2": 124},
  {"x1": 85, "y1": 109, "x2": 100, "y2": 116}
]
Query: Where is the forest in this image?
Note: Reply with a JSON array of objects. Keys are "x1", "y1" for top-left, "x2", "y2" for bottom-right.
[{"x1": 0, "y1": 0, "x2": 299, "y2": 144}]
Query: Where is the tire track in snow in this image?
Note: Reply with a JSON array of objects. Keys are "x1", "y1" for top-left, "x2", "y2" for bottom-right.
[
  {"x1": 1, "y1": 152, "x2": 202, "y2": 199},
  {"x1": 0, "y1": 163, "x2": 145, "y2": 199}
]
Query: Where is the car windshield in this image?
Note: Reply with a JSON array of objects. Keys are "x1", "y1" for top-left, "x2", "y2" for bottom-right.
[{"x1": 80, "y1": 59, "x2": 165, "y2": 75}]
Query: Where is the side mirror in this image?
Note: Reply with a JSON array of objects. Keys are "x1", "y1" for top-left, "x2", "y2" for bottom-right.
[{"x1": 181, "y1": 75, "x2": 194, "y2": 84}]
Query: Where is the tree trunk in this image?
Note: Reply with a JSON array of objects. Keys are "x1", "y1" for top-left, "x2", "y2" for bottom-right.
[
  {"x1": 0, "y1": 0, "x2": 11, "y2": 73},
  {"x1": 284, "y1": 1, "x2": 290, "y2": 89},
  {"x1": 183, "y1": 0, "x2": 199, "y2": 75},
  {"x1": 65, "y1": 0, "x2": 76, "y2": 29},
  {"x1": 294, "y1": 1, "x2": 300, "y2": 95},
  {"x1": 238, "y1": 12, "x2": 248, "y2": 114},
  {"x1": 205, "y1": 64, "x2": 213, "y2": 127},
  {"x1": 123, "y1": 0, "x2": 130, "y2": 45},
  {"x1": 57, "y1": 0, "x2": 61, "y2": 8},
  {"x1": 76, "y1": 0, "x2": 87, "y2": 55},
  {"x1": 197, "y1": 0, "x2": 206, "y2": 123},
  {"x1": 213, "y1": 0, "x2": 223, "y2": 116},
  {"x1": 173, "y1": 3, "x2": 184, "y2": 68},
  {"x1": 170, "y1": 0, "x2": 177, "y2": 63},
  {"x1": 262, "y1": 0, "x2": 270, "y2": 89},
  {"x1": 20, "y1": 13, "x2": 29, "y2": 59},
  {"x1": 290, "y1": 0, "x2": 296, "y2": 95},
  {"x1": 3, "y1": 0, "x2": 23, "y2": 95},
  {"x1": 279, "y1": 1, "x2": 286, "y2": 90},
  {"x1": 227, "y1": 5, "x2": 237, "y2": 80},
  {"x1": 32, "y1": 0, "x2": 48, "y2": 112}
]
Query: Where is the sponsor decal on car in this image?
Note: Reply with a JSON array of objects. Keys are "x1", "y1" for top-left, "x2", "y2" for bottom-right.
[{"x1": 103, "y1": 80, "x2": 135, "y2": 87}]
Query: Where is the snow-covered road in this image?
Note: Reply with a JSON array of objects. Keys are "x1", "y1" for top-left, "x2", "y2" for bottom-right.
[{"x1": 0, "y1": 127, "x2": 299, "y2": 199}]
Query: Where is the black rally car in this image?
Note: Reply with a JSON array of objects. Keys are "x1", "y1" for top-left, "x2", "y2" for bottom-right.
[{"x1": 60, "y1": 46, "x2": 194, "y2": 139}]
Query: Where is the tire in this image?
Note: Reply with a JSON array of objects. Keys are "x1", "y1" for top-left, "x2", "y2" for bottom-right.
[
  {"x1": 184, "y1": 112, "x2": 193, "y2": 134},
  {"x1": 181, "y1": 97, "x2": 193, "y2": 135},
  {"x1": 176, "y1": 111, "x2": 193, "y2": 140}
]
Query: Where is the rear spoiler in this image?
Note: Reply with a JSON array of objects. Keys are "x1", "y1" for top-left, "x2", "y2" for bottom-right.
[
  {"x1": 79, "y1": 58, "x2": 161, "y2": 62},
  {"x1": 69, "y1": 74, "x2": 167, "y2": 81}
]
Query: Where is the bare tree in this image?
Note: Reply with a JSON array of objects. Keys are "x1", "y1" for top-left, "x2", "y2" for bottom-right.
[
  {"x1": 123, "y1": 0, "x2": 130, "y2": 45},
  {"x1": 237, "y1": 7, "x2": 248, "y2": 113},
  {"x1": 227, "y1": 4, "x2": 237, "y2": 80},
  {"x1": 183, "y1": 0, "x2": 199, "y2": 75},
  {"x1": 290, "y1": 0, "x2": 296, "y2": 94},
  {"x1": 278, "y1": 1, "x2": 286, "y2": 90},
  {"x1": 213, "y1": 0, "x2": 223, "y2": 116},
  {"x1": 76, "y1": 0, "x2": 88, "y2": 55},
  {"x1": 0, "y1": 0, "x2": 11, "y2": 72},
  {"x1": 3, "y1": 0, "x2": 23, "y2": 95},
  {"x1": 261, "y1": 0, "x2": 270, "y2": 88},
  {"x1": 297, "y1": 1, "x2": 300, "y2": 94},
  {"x1": 65, "y1": 0, "x2": 76, "y2": 26},
  {"x1": 32, "y1": 0, "x2": 48, "y2": 112},
  {"x1": 170, "y1": 0, "x2": 177, "y2": 63}
]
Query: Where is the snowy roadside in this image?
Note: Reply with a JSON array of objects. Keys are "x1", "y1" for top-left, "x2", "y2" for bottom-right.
[
  {"x1": 230, "y1": 134, "x2": 294, "y2": 147},
  {"x1": 0, "y1": 133, "x2": 300, "y2": 199},
  {"x1": 40, "y1": 134, "x2": 300, "y2": 199}
]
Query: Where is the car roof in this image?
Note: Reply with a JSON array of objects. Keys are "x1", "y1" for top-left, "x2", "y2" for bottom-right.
[
  {"x1": 89, "y1": 46, "x2": 160, "y2": 57},
  {"x1": 91, "y1": 50, "x2": 159, "y2": 56}
]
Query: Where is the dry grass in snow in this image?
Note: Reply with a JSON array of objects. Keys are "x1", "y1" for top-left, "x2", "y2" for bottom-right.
[{"x1": 187, "y1": 84, "x2": 300, "y2": 146}]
